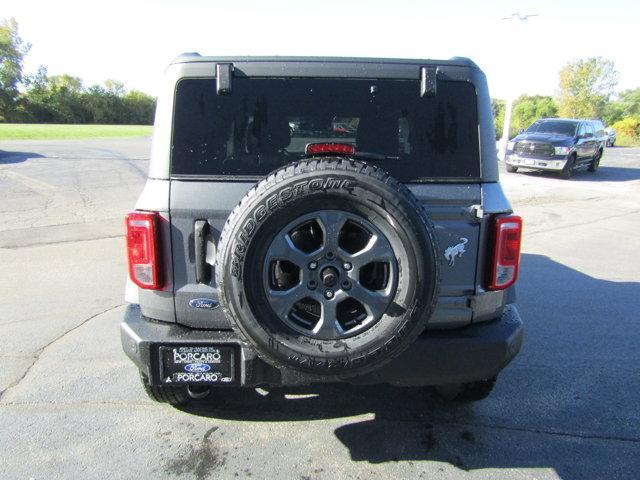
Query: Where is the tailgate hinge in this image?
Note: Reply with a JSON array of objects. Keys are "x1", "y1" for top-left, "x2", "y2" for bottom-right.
[
  {"x1": 420, "y1": 66, "x2": 439, "y2": 97},
  {"x1": 216, "y1": 63, "x2": 234, "y2": 95}
]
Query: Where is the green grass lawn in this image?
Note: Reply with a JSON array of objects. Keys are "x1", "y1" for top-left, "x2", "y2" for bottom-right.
[{"x1": 0, "y1": 124, "x2": 153, "y2": 140}]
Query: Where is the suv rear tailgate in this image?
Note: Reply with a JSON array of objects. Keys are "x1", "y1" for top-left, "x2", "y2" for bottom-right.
[{"x1": 170, "y1": 180, "x2": 481, "y2": 329}]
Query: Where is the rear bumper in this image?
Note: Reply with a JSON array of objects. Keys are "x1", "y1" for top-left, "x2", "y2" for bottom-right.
[
  {"x1": 120, "y1": 304, "x2": 523, "y2": 387},
  {"x1": 505, "y1": 153, "x2": 567, "y2": 171}
]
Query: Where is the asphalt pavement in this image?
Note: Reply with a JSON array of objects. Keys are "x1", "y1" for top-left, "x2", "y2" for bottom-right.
[{"x1": 1, "y1": 138, "x2": 639, "y2": 479}]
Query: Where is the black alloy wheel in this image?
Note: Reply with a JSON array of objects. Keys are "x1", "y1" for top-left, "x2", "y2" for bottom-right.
[{"x1": 263, "y1": 210, "x2": 397, "y2": 340}]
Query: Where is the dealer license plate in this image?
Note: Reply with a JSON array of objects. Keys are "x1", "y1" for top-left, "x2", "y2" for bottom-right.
[{"x1": 159, "y1": 346, "x2": 235, "y2": 384}]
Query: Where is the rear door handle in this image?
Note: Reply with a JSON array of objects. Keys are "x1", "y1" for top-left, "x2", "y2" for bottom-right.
[{"x1": 194, "y1": 220, "x2": 209, "y2": 284}]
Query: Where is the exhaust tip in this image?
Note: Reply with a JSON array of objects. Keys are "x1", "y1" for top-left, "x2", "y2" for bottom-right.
[{"x1": 187, "y1": 385, "x2": 211, "y2": 400}]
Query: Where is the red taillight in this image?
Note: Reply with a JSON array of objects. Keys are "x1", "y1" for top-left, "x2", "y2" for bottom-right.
[
  {"x1": 305, "y1": 142, "x2": 355, "y2": 156},
  {"x1": 488, "y1": 215, "x2": 522, "y2": 290},
  {"x1": 125, "y1": 211, "x2": 162, "y2": 290}
]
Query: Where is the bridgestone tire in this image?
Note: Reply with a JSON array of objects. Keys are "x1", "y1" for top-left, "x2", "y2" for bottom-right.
[{"x1": 216, "y1": 158, "x2": 440, "y2": 377}]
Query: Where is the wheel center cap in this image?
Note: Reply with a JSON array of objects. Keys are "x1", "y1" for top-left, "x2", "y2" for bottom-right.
[{"x1": 320, "y1": 267, "x2": 339, "y2": 287}]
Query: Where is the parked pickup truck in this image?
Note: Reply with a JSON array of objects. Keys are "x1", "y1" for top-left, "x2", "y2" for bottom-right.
[{"x1": 505, "y1": 118, "x2": 605, "y2": 179}]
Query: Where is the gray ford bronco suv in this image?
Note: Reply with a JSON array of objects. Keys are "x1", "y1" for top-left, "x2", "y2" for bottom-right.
[{"x1": 121, "y1": 55, "x2": 524, "y2": 406}]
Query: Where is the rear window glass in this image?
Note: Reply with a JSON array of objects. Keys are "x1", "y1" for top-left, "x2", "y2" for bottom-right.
[{"x1": 171, "y1": 78, "x2": 480, "y2": 180}]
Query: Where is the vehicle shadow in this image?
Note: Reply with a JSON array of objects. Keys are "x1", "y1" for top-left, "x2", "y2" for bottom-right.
[
  {"x1": 182, "y1": 382, "x2": 449, "y2": 422},
  {"x1": 0, "y1": 150, "x2": 45, "y2": 164},
  {"x1": 570, "y1": 165, "x2": 640, "y2": 182},
  {"x1": 178, "y1": 253, "x2": 640, "y2": 479}
]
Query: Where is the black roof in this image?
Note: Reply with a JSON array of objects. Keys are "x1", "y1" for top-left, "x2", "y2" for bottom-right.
[{"x1": 171, "y1": 53, "x2": 478, "y2": 69}]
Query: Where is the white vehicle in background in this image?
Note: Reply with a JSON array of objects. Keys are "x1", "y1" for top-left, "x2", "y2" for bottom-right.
[{"x1": 605, "y1": 128, "x2": 616, "y2": 147}]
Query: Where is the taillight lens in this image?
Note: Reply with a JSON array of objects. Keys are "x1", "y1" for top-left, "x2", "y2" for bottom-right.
[
  {"x1": 125, "y1": 211, "x2": 162, "y2": 289},
  {"x1": 488, "y1": 215, "x2": 522, "y2": 290},
  {"x1": 305, "y1": 142, "x2": 355, "y2": 156}
]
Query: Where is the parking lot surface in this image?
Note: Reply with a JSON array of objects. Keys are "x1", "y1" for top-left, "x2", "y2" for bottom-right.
[{"x1": 1, "y1": 139, "x2": 639, "y2": 479}]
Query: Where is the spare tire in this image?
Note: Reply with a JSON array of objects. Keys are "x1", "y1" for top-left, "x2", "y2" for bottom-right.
[{"x1": 216, "y1": 158, "x2": 439, "y2": 377}]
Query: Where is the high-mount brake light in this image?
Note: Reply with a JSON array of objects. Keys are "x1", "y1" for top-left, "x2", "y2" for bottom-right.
[
  {"x1": 488, "y1": 215, "x2": 522, "y2": 291},
  {"x1": 125, "y1": 211, "x2": 162, "y2": 290},
  {"x1": 305, "y1": 143, "x2": 355, "y2": 156}
]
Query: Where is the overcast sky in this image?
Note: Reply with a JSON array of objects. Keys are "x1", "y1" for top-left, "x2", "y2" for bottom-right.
[{"x1": 6, "y1": 0, "x2": 639, "y2": 99}]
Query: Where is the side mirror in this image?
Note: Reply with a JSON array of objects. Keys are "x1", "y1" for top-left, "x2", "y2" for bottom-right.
[{"x1": 518, "y1": 129, "x2": 525, "y2": 134}]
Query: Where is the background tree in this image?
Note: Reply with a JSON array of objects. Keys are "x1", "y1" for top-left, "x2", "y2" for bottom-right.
[
  {"x1": 1, "y1": 17, "x2": 633, "y2": 138},
  {"x1": 599, "y1": 88, "x2": 640, "y2": 126},
  {"x1": 0, "y1": 17, "x2": 155, "y2": 125},
  {"x1": 611, "y1": 117, "x2": 640, "y2": 138},
  {"x1": 492, "y1": 95, "x2": 558, "y2": 138},
  {"x1": 17, "y1": 70, "x2": 156, "y2": 124},
  {"x1": 618, "y1": 88, "x2": 640, "y2": 118},
  {"x1": 602, "y1": 101, "x2": 626, "y2": 127},
  {"x1": 491, "y1": 98, "x2": 505, "y2": 140},
  {"x1": 122, "y1": 90, "x2": 155, "y2": 124},
  {"x1": 557, "y1": 57, "x2": 618, "y2": 119},
  {"x1": 610, "y1": 110, "x2": 640, "y2": 145},
  {"x1": 104, "y1": 79, "x2": 125, "y2": 97},
  {"x1": 0, "y1": 18, "x2": 30, "y2": 121},
  {"x1": 512, "y1": 95, "x2": 558, "y2": 132},
  {"x1": 19, "y1": 73, "x2": 90, "y2": 123},
  {"x1": 85, "y1": 83, "x2": 127, "y2": 124}
]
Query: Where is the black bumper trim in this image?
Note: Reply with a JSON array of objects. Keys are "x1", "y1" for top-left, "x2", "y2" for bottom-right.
[{"x1": 120, "y1": 304, "x2": 523, "y2": 387}]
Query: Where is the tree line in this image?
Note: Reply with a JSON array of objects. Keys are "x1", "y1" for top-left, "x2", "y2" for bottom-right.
[
  {"x1": 0, "y1": 18, "x2": 155, "y2": 125},
  {"x1": 1, "y1": 17, "x2": 639, "y2": 142},
  {"x1": 494, "y1": 88, "x2": 640, "y2": 142},
  {"x1": 492, "y1": 57, "x2": 639, "y2": 143}
]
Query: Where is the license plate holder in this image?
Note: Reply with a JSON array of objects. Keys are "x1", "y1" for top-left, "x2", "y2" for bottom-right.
[{"x1": 159, "y1": 345, "x2": 235, "y2": 384}]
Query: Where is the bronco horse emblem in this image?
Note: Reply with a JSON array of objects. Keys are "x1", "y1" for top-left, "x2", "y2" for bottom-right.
[{"x1": 444, "y1": 237, "x2": 468, "y2": 266}]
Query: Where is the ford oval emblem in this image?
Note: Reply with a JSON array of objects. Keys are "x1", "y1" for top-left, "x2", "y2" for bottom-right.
[
  {"x1": 184, "y1": 363, "x2": 211, "y2": 373},
  {"x1": 189, "y1": 298, "x2": 219, "y2": 310}
]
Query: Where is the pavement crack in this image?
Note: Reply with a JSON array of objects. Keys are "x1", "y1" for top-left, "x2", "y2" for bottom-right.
[
  {"x1": 0, "y1": 303, "x2": 124, "y2": 402},
  {"x1": 1, "y1": 234, "x2": 124, "y2": 250},
  {"x1": 1, "y1": 400, "x2": 155, "y2": 407},
  {"x1": 527, "y1": 208, "x2": 640, "y2": 236},
  {"x1": 95, "y1": 148, "x2": 147, "y2": 178},
  {"x1": 437, "y1": 420, "x2": 640, "y2": 445}
]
